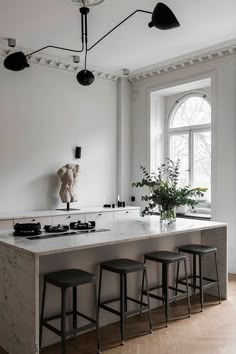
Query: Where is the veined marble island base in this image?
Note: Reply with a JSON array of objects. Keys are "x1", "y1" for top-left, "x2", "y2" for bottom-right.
[{"x1": 0, "y1": 216, "x2": 227, "y2": 354}]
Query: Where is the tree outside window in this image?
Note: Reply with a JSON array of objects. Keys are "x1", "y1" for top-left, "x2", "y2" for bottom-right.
[{"x1": 168, "y1": 94, "x2": 211, "y2": 206}]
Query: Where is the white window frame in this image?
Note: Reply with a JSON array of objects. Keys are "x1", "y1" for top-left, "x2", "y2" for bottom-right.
[{"x1": 166, "y1": 93, "x2": 211, "y2": 212}]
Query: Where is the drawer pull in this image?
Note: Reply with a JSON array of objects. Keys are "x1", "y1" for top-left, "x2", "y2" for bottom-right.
[
  {"x1": 66, "y1": 216, "x2": 71, "y2": 219},
  {"x1": 125, "y1": 211, "x2": 129, "y2": 214},
  {"x1": 32, "y1": 219, "x2": 36, "y2": 222},
  {"x1": 98, "y1": 214, "x2": 102, "y2": 217}
]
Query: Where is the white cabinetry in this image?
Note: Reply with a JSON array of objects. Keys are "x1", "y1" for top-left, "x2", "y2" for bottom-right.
[
  {"x1": 52, "y1": 214, "x2": 85, "y2": 225},
  {"x1": 114, "y1": 209, "x2": 140, "y2": 219},
  {"x1": 0, "y1": 207, "x2": 140, "y2": 230},
  {"x1": 85, "y1": 211, "x2": 113, "y2": 226},
  {"x1": 13, "y1": 217, "x2": 52, "y2": 226}
]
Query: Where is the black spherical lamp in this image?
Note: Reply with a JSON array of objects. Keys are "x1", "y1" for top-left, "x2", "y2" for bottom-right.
[{"x1": 76, "y1": 69, "x2": 95, "y2": 86}]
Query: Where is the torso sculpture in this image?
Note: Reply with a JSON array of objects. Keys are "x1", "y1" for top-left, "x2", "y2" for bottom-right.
[{"x1": 57, "y1": 164, "x2": 80, "y2": 203}]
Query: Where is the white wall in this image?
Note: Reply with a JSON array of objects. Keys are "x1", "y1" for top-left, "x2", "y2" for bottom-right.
[
  {"x1": 0, "y1": 58, "x2": 118, "y2": 212},
  {"x1": 117, "y1": 78, "x2": 132, "y2": 204},
  {"x1": 130, "y1": 54, "x2": 236, "y2": 272}
]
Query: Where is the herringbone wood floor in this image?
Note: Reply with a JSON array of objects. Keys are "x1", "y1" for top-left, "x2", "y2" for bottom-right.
[{"x1": 1, "y1": 274, "x2": 236, "y2": 354}]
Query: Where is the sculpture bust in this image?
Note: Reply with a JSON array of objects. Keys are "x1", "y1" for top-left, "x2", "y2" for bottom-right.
[{"x1": 57, "y1": 163, "x2": 80, "y2": 203}]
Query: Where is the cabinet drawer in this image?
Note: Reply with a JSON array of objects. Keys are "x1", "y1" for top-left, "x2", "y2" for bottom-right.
[
  {"x1": 52, "y1": 214, "x2": 85, "y2": 225},
  {"x1": 0, "y1": 219, "x2": 14, "y2": 230},
  {"x1": 13, "y1": 216, "x2": 52, "y2": 226},
  {"x1": 85, "y1": 212, "x2": 113, "y2": 226},
  {"x1": 114, "y1": 210, "x2": 140, "y2": 219}
]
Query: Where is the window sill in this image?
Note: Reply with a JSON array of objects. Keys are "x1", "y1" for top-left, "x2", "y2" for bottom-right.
[
  {"x1": 152, "y1": 211, "x2": 211, "y2": 221},
  {"x1": 176, "y1": 212, "x2": 211, "y2": 220}
]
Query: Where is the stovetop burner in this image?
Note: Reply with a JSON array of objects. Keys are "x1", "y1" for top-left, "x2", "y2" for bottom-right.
[
  {"x1": 44, "y1": 224, "x2": 70, "y2": 233},
  {"x1": 14, "y1": 222, "x2": 42, "y2": 236},
  {"x1": 70, "y1": 220, "x2": 96, "y2": 230}
]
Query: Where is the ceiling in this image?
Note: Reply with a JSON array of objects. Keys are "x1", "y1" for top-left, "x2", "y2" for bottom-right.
[{"x1": 0, "y1": 0, "x2": 236, "y2": 75}]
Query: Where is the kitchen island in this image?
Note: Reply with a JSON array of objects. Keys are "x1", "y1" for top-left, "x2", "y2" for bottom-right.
[{"x1": 0, "y1": 216, "x2": 227, "y2": 354}]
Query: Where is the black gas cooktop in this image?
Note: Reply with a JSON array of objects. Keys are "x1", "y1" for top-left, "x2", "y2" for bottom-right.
[{"x1": 13, "y1": 221, "x2": 110, "y2": 240}]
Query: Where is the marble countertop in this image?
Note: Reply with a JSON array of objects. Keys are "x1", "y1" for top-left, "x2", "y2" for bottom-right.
[
  {"x1": 0, "y1": 216, "x2": 227, "y2": 256},
  {"x1": 0, "y1": 206, "x2": 139, "y2": 220}
]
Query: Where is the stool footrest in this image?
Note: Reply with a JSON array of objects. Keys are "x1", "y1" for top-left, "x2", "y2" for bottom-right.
[
  {"x1": 143, "y1": 286, "x2": 188, "y2": 302},
  {"x1": 42, "y1": 311, "x2": 96, "y2": 325},
  {"x1": 100, "y1": 296, "x2": 149, "y2": 318},
  {"x1": 76, "y1": 311, "x2": 96, "y2": 324},
  {"x1": 43, "y1": 322, "x2": 61, "y2": 337},
  {"x1": 101, "y1": 296, "x2": 120, "y2": 305},
  {"x1": 67, "y1": 322, "x2": 96, "y2": 336},
  {"x1": 42, "y1": 310, "x2": 73, "y2": 323},
  {"x1": 100, "y1": 304, "x2": 121, "y2": 317},
  {"x1": 178, "y1": 277, "x2": 218, "y2": 290},
  {"x1": 42, "y1": 320, "x2": 96, "y2": 339},
  {"x1": 185, "y1": 275, "x2": 218, "y2": 283}
]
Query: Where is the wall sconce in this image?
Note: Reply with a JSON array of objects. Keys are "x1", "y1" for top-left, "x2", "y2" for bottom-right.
[{"x1": 75, "y1": 146, "x2": 82, "y2": 159}]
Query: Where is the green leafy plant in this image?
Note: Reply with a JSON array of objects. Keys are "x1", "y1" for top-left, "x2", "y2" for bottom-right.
[{"x1": 132, "y1": 158, "x2": 207, "y2": 216}]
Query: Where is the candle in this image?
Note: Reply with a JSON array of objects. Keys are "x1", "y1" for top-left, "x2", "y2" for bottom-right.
[{"x1": 117, "y1": 194, "x2": 120, "y2": 202}]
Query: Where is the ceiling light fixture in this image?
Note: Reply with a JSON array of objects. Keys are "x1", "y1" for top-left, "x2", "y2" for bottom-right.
[{"x1": 3, "y1": 2, "x2": 180, "y2": 86}]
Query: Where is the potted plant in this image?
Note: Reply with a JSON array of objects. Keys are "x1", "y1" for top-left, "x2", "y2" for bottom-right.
[{"x1": 132, "y1": 159, "x2": 207, "y2": 223}]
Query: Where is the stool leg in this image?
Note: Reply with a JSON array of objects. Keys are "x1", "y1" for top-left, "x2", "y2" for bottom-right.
[
  {"x1": 184, "y1": 259, "x2": 191, "y2": 317},
  {"x1": 120, "y1": 274, "x2": 125, "y2": 345},
  {"x1": 162, "y1": 264, "x2": 165, "y2": 308},
  {"x1": 193, "y1": 254, "x2": 197, "y2": 296},
  {"x1": 175, "y1": 260, "x2": 180, "y2": 301},
  {"x1": 93, "y1": 282, "x2": 101, "y2": 354},
  {"x1": 61, "y1": 288, "x2": 67, "y2": 354},
  {"x1": 140, "y1": 258, "x2": 146, "y2": 315},
  {"x1": 98, "y1": 266, "x2": 103, "y2": 316},
  {"x1": 124, "y1": 274, "x2": 128, "y2": 313},
  {"x1": 73, "y1": 286, "x2": 77, "y2": 336},
  {"x1": 214, "y1": 252, "x2": 221, "y2": 304},
  {"x1": 199, "y1": 255, "x2": 204, "y2": 312},
  {"x1": 144, "y1": 267, "x2": 152, "y2": 334},
  {"x1": 39, "y1": 279, "x2": 47, "y2": 349},
  {"x1": 163, "y1": 263, "x2": 169, "y2": 327}
]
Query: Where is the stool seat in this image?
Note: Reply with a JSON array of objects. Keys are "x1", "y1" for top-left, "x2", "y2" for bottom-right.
[
  {"x1": 178, "y1": 244, "x2": 217, "y2": 255},
  {"x1": 101, "y1": 258, "x2": 145, "y2": 274},
  {"x1": 145, "y1": 250, "x2": 186, "y2": 263},
  {"x1": 45, "y1": 269, "x2": 96, "y2": 288}
]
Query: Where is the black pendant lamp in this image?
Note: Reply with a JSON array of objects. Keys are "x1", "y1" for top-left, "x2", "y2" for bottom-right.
[
  {"x1": 4, "y1": 51, "x2": 29, "y2": 71},
  {"x1": 149, "y1": 3, "x2": 180, "y2": 30},
  {"x1": 3, "y1": 2, "x2": 180, "y2": 85},
  {"x1": 76, "y1": 69, "x2": 95, "y2": 86}
]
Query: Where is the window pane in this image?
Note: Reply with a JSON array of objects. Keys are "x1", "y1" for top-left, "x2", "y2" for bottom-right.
[
  {"x1": 169, "y1": 134, "x2": 189, "y2": 186},
  {"x1": 170, "y1": 97, "x2": 211, "y2": 128},
  {"x1": 193, "y1": 131, "x2": 211, "y2": 202}
]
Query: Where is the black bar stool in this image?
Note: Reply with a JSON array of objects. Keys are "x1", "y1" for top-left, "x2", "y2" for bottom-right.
[
  {"x1": 98, "y1": 258, "x2": 152, "y2": 345},
  {"x1": 40, "y1": 268, "x2": 101, "y2": 354},
  {"x1": 141, "y1": 251, "x2": 191, "y2": 327},
  {"x1": 176, "y1": 244, "x2": 221, "y2": 311}
]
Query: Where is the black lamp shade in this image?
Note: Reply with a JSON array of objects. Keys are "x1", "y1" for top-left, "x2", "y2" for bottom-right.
[
  {"x1": 76, "y1": 69, "x2": 95, "y2": 86},
  {"x1": 75, "y1": 147, "x2": 81, "y2": 159},
  {"x1": 4, "y1": 51, "x2": 30, "y2": 71},
  {"x1": 149, "y1": 2, "x2": 180, "y2": 30}
]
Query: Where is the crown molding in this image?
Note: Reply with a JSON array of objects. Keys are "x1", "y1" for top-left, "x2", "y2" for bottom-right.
[
  {"x1": 128, "y1": 38, "x2": 236, "y2": 83},
  {"x1": 0, "y1": 42, "x2": 118, "y2": 82}
]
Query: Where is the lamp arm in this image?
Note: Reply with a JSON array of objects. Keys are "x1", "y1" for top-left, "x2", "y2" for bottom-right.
[
  {"x1": 26, "y1": 12, "x2": 85, "y2": 57},
  {"x1": 87, "y1": 9, "x2": 152, "y2": 51},
  {"x1": 26, "y1": 44, "x2": 84, "y2": 57}
]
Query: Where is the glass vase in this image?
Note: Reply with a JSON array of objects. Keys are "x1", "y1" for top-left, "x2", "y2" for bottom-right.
[{"x1": 159, "y1": 205, "x2": 176, "y2": 224}]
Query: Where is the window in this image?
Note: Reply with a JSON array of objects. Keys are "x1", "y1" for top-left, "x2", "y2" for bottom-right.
[{"x1": 168, "y1": 94, "x2": 211, "y2": 207}]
